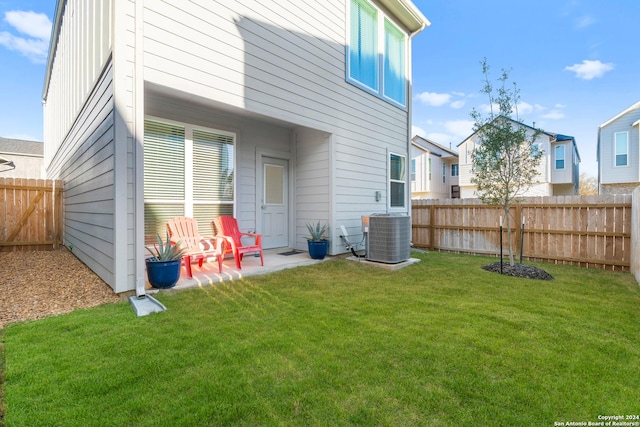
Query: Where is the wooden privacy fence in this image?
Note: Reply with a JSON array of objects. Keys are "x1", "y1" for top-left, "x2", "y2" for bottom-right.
[
  {"x1": 412, "y1": 195, "x2": 632, "y2": 271},
  {"x1": 0, "y1": 178, "x2": 63, "y2": 251}
]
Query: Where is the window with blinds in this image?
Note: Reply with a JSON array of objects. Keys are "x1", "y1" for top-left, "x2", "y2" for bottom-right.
[{"x1": 144, "y1": 119, "x2": 235, "y2": 242}]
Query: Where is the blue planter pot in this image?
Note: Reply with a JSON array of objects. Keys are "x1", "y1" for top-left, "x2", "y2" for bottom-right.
[
  {"x1": 307, "y1": 240, "x2": 328, "y2": 260},
  {"x1": 145, "y1": 258, "x2": 182, "y2": 289}
]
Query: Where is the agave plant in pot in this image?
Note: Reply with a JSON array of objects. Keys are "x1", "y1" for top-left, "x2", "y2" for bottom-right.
[
  {"x1": 145, "y1": 232, "x2": 187, "y2": 289},
  {"x1": 305, "y1": 220, "x2": 329, "y2": 260}
]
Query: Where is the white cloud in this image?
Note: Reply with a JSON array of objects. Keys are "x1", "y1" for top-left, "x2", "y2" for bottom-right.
[
  {"x1": 450, "y1": 100, "x2": 466, "y2": 109},
  {"x1": 416, "y1": 91, "x2": 452, "y2": 107},
  {"x1": 554, "y1": 103, "x2": 567, "y2": 109},
  {"x1": 0, "y1": 10, "x2": 51, "y2": 63},
  {"x1": 412, "y1": 125, "x2": 427, "y2": 138},
  {"x1": 565, "y1": 59, "x2": 614, "y2": 80},
  {"x1": 541, "y1": 110, "x2": 565, "y2": 120},
  {"x1": 444, "y1": 120, "x2": 474, "y2": 139}
]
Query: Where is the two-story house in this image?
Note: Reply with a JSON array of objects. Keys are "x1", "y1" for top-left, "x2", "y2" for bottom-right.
[
  {"x1": 42, "y1": 0, "x2": 430, "y2": 294},
  {"x1": 410, "y1": 135, "x2": 459, "y2": 199},
  {"x1": 597, "y1": 100, "x2": 640, "y2": 195},
  {"x1": 456, "y1": 118, "x2": 580, "y2": 199}
]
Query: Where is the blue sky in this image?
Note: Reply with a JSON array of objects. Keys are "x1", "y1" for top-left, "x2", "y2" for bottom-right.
[
  {"x1": 411, "y1": 0, "x2": 640, "y2": 176},
  {"x1": 1, "y1": 1, "x2": 638, "y2": 177}
]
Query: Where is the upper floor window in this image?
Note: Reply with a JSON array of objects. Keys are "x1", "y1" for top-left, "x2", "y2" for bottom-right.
[
  {"x1": 442, "y1": 164, "x2": 446, "y2": 183},
  {"x1": 451, "y1": 164, "x2": 459, "y2": 176},
  {"x1": 389, "y1": 153, "x2": 405, "y2": 208},
  {"x1": 347, "y1": 0, "x2": 407, "y2": 108},
  {"x1": 555, "y1": 145, "x2": 565, "y2": 170},
  {"x1": 615, "y1": 132, "x2": 628, "y2": 167}
]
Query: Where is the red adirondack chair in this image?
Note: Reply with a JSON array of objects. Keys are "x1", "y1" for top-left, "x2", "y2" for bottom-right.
[
  {"x1": 212, "y1": 216, "x2": 263, "y2": 270},
  {"x1": 166, "y1": 216, "x2": 225, "y2": 277}
]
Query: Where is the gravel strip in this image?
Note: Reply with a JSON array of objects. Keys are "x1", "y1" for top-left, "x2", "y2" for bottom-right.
[{"x1": 0, "y1": 248, "x2": 123, "y2": 328}]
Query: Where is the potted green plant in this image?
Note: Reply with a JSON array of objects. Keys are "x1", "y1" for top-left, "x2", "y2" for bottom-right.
[
  {"x1": 145, "y1": 232, "x2": 187, "y2": 289},
  {"x1": 305, "y1": 221, "x2": 329, "y2": 260}
]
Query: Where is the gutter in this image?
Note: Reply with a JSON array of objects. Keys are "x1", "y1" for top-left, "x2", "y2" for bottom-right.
[
  {"x1": 42, "y1": 0, "x2": 66, "y2": 101},
  {"x1": 405, "y1": 16, "x2": 428, "y2": 215}
]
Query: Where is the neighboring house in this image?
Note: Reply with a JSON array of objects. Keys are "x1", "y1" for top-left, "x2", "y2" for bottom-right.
[
  {"x1": 410, "y1": 135, "x2": 459, "y2": 199},
  {"x1": 597, "y1": 100, "x2": 640, "y2": 195},
  {"x1": 457, "y1": 117, "x2": 580, "y2": 199},
  {"x1": 0, "y1": 137, "x2": 44, "y2": 179},
  {"x1": 42, "y1": 0, "x2": 430, "y2": 294}
]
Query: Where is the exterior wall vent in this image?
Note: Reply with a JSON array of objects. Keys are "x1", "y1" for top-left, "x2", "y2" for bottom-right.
[{"x1": 365, "y1": 214, "x2": 411, "y2": 263}]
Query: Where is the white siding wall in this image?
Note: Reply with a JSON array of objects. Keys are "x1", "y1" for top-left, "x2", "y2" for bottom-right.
[
  {"x1": 44, "y1": 0, "x2": 112, "y2": 165},
  {"x1": 142, "y1": 0, "x2": 411, "y2": 253},
  {"x1": 600, "y1": 110, "x2": 640, "y2": 185},
  {"x1": 296, "y1": 128, "x2": 331, "y2": 249}
]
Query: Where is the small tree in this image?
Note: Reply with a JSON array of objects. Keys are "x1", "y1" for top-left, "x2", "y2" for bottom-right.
[
  {"x1": 579, "y1": 173, "x2": 598, "y2": 195},
  {"x1": 470, "y1": 59, "x2": 543, "y2": 265}
]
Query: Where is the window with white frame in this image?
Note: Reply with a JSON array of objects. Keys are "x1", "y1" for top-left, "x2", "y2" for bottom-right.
[
  {"x1": 389, "y1": 153, "x2": 405, "y2": 208},
  {"x1": 442, "y1": 163, "x2": 446, "y2": 183},
  {"x1": 144, "y1": 119, "x2": 235, "y2": 242},
  {"x1": 615, "y1": 132, "x2": 628, "y2": 167},
  {"x1": 428, "y1": 158, "x2": 432, "y2": 181},
  {"x1": 555, "y1": 145, "x2": 565, "y2": 169},
  {"x1": 451, "y1": 164, "x2": 459, "y2": 176},
  {"x1": 347, "y1": 0, "x2": 407, "y2": 108}
]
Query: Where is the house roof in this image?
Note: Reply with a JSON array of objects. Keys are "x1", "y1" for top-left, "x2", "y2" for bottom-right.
[
  {"x1": 0, "y1": 137, "x2": 44, "y2": 156},
  {"x1": 412, "y1": 135, "x2": 458, "y2": 158},
  {"x1": 598, "y1": 100, "x2": 640, "y2": 129},
  {"x1": 456, "y1": 116, "x2": 581, "y2": 162}
]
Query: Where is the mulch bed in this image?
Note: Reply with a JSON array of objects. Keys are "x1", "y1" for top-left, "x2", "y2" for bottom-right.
[
  {"x1": 482, "y1": 262, "x2": 554, "y2": 280},
  {"x1": 0, "y1": 248, "x2": 123, "y2": 328}
]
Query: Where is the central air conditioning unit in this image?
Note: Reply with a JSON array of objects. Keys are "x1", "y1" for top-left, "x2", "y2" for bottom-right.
[{"x1": 364, "y1": 214, "x2": 411, "y2": 263}]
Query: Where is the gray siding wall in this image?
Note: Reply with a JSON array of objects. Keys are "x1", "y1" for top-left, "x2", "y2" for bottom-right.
[
  {"x1": 600, "y1": 109, "x2": 640, "y2": 185},
  {"x1": 47, "y1": 62, "x2": 116, "y2": 286}
]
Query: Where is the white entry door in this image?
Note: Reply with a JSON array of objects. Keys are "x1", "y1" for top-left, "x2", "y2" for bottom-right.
[{"x1": 261, "y1": 157, "x2": 289, "y2": 248}]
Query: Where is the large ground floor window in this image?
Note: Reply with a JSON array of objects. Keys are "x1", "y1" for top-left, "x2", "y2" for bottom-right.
[{"x1": 144, "y1": 119, "x2": 235, "y2": 242}]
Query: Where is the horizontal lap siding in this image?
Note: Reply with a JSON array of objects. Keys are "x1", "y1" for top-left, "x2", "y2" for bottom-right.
[
  {"x1": 48, "y1": 62, "x2": 116, "y2": 286},
  {"x1": 144, "y1": 0, "x2": 411, "y2": 253},
  {"x1": 600, "y1": 109, "x2": 640, "y2": 184}
]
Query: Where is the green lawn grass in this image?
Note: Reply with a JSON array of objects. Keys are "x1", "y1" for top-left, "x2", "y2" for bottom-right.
[{"x1": 4, "y1": 252, "x2": 640, "y2": 426}]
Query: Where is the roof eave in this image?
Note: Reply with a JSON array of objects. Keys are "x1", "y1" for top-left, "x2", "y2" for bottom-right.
[
  {"x1": 379, "y1": 0, "x2": 431, "y2": 33},
  {"x1": 42, "y1": 0, "x2": 67, "y2": 101}
]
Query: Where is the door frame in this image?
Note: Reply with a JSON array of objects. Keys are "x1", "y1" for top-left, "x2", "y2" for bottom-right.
[{"x1": 255, "y1": 147, "x2": 294, "y2": 248}]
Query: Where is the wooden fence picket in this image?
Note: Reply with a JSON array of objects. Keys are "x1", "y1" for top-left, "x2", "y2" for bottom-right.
[{"x1": 412, "y1": 195, "x2": 632, "y2": 271}]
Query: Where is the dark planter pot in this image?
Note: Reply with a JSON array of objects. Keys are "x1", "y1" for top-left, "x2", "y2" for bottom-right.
[
  {"x1": 145, "y1": 258, "x2": 182, "y2": 289},
  {"x1": 307, "y1": 240, "x2": 328, "y2": 260}
]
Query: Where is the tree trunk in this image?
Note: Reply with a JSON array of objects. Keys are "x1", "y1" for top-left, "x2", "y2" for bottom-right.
[{"x1": 504, "y1": 206, "x2": 515, "y2": 265}]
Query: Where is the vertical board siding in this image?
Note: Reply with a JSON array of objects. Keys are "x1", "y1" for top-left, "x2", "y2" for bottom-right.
[
  {"x1": 44, "y1": 0, "x2": 113, "y2": 165},
  {"x1": 412, "y1": 195, "x2": 633, "y2": 271},
  {"x1": 0, "y1": 178, "x2": 63, "y2": 251}
]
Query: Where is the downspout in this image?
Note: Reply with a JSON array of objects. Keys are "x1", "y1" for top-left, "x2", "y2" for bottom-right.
[
  {"x1": 134, "y1": 0, "x2": 146, "y2": 297},
  {"x1": 405, "y1": 22, "x2": 426, "y2": 215}
]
